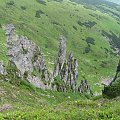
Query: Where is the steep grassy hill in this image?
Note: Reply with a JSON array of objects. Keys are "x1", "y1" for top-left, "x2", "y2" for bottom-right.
[
  {"x1": 0, "y1": 79, "x2": 120, "y2": 119},
  {"x1": 0, "y1": 0, "x2": 120, "y2": 119},
  {"x1": 0, "y1": 0, "x2": 120, "y2": 92}
]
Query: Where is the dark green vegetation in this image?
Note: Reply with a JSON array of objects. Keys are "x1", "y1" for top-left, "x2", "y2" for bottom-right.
[
  {"x1": 103, "y1": 80, "x2": 120, "y2": 98},
  {"x1": 102, "y1": 30, "x2": 120, "y2": 50},
  {"x1": 103, "y1": 66, "x2": 120, "y2": 98},
  {"x1": 0, "y1": 0, "x2": 120, "y2": 119}
]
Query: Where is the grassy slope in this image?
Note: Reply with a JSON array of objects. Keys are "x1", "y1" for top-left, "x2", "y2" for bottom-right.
[
  {"x1": 0, "y1": 0, "x2": 120, "y2": 119},
  {"x1": 0, "y1": 0, "x2": 120, "y2": 91},
  {"x1": 0, "y1": 80, "x2": 120, "y2": 119}
]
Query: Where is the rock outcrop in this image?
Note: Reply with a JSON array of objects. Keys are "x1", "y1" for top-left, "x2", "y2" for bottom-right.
[
  {"x1": 1, "y1": 23, "x2": 92, "y2": 94},
  {"x1": 109, "y1": 59, "x2": 120, "y2": 85},
  {"x1": 53, "y1": 37, "x2": 79, "y2": 92},
  {"x1": 53, "y1": 36, "x2": 66, "y2": 77},
  {"x1": 78, "y1": 80, "x2": 93, "y2": 95},
  {"x1": 3, "y1": 24, "x2": 51, "y2": 89}
]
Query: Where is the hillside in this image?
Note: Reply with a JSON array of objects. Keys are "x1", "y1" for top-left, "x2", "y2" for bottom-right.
[
  {"x1": 0, "y1": 0, "x2": 120, "y2": 92},
  {"x1": 0, "y1": 80, "x2": 120, "y2": 119},
  {"x1": 0, "y1": 0, "x2": 120, "y2": 119},
  {"x1": 107, "y1": 0, "x2": 120, "y2": 5}
]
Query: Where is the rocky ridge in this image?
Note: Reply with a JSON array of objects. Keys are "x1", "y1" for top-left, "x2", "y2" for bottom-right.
[
  {"x1": 2, "y1": 24, "x2": 51, "y2": 90},
  {"x1": 0, "y1": 24, "x2": 92, "y2": 94}
]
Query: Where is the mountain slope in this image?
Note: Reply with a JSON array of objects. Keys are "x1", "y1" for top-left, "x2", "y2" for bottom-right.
[
  {"x1": 0, "y1": 0, "x2": 120, "y2": 92},
  {"x1": 0, "y1": 0, "x2": 120, "y2": 119},
  {"x1": 0, "y1": 80, "x2": 120, "y2": 119},
  {"x1": 107, "y1": 0, "x2": 120, "y2": 5}
]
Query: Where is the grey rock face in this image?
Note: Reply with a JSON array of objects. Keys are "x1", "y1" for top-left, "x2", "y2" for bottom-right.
[
  {"x1": 0, "y1": 61, "x2": 6, "y2": 75},
  {"x1": 66, "y1": 53, "x2": 78, "y2": 90},
  {"x1": 53, "y1": 37, "x2": 78, "y2": 91},
  {"x1": 53, "y1": 36, "x2": 66, "y2": 77},
  {"x1": 2, "y1": 24, "x2": 92, "y2": 94},
  {"x1": 27, "y1": 74, "x2": 50, "y2": 90},
  {"x1": 78, "y1": 80, "x2": 92, "y2": 95},
  {"x1": 3, "y1": 24, "x2": 51, "y2": 89}
]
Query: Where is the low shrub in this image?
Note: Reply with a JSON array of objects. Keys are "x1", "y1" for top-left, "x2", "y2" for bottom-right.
[
  {"x1": 35, "y1": 10, "x2": 44, "y2": 18},
  {"x1": 102, "y1": 74, "x2": 120, "y2": 98},
  {"x1": 21, "y1": 6, "x2": 26, "y2": 10},
  {"x1": 6, "y1": 1, "x2": 15, "y2": 6}
]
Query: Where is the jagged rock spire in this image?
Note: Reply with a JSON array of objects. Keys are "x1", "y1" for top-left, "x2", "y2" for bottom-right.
[
  {"x1": 53, "y1": 36, "x2": 79, "y2": 92},
  {"x1": 2, "y1": 24, "x2": 92, "y2": 94},
  {"x1": 66, "y1": 53, "x2": 78, "y2": 91},
  {"x1": 53, "y1": 36, "x2": 66, "y2": 77}
]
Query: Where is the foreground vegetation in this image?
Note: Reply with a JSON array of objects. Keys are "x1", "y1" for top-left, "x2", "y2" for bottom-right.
[{"x1": 0, "y1": 78, "x2": 120, "y2": 120}]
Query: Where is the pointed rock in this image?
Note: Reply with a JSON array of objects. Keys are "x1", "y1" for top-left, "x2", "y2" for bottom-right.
[{"x1": 53, "y1": 36, "x2": 66, "y2": 77}]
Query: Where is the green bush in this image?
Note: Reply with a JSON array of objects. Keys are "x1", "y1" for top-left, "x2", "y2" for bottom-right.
[
  {"x1": 21, "y1": 6, "x2": 26, "y2": 10},
  {"x1": 102, "y1": 79, "x2": 120, "y2": 98},
  {"x1": 35, "y1": 10, "x2": 44, "y2": 18},
  {"x1": 84, "y1": 45, "x2": 91, "y2": 53},
  {"x1": 73, "y1": 26, "x2": 77, "y2": 31},
  {"x1": 6, "y1": 1, "x2": 15, "y2": 6},
  {"x1": 86, "y1": 37, "x2": 95, "y2": 45}
]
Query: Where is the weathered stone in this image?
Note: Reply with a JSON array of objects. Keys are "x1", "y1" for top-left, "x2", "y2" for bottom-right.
[
  {"x1": 3, "y1": 24, "x2": 51, "y2": 89},
  {"x1": 27, "y1": 74, "x2": 44, "y2": 89},
  {"x1": 0, "y1": 104, "x2": 12, "y2": 112},
  {"x1": 53, "y1": 37, "x2": 78, "y2": 92},
  {"x1": 53, "y1": 36, "x2": 66, "y2": 77},
  {"x1": 0, "y1": 61, "x2": 6, "y2": 75},
  {"x1": 66, "y1": 53, "x2": 78, "y2": 90},
  {"x1": 2, "y1": 24, "x2": 92, "y2": 94},
  {"x1": 78, "y1": 80, "x2": 92, "y2": 95},
  {"x1": 102, "y1": 60, "x2": 120, "y2": 98}
]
